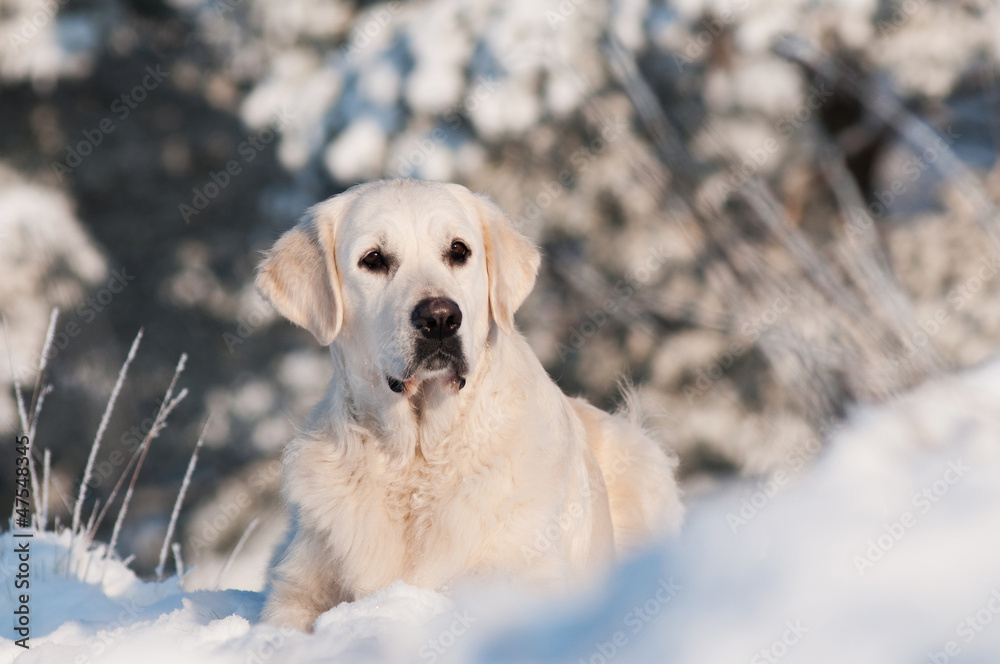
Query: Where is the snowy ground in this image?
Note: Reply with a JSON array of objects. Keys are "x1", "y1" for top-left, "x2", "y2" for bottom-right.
[{"x1": 4, "y1": 359, "x2": 1000, "y2": 664}]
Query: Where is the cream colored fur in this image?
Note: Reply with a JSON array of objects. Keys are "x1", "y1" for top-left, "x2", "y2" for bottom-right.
[{"x1": 255, "y1": 179, "x2": 683, "y2": 631}]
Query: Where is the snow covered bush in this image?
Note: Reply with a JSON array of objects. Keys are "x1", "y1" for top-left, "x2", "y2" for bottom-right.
[
  {"x1": 0, "y1": 0, "x2": 101, "y2": 86},
  {"x1": 162, "y1": 0, "x2": 1000, "y2": 474},
  {"x1": 0, "y1": 165, "x2": 107, "y2": 434}
]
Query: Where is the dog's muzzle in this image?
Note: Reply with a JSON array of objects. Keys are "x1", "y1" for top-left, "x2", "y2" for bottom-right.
[{"x1": 386, "y1": 297, "x2": 468, "y2": 394}]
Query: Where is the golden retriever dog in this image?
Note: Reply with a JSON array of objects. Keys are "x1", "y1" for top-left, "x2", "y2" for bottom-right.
[{"x1": 256, "y1": 179, "x2": 683, "y2": 631}]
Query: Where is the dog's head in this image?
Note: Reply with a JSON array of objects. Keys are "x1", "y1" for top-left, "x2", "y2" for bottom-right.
[{"x1": 256, "y1": 179, "x2": 540, "y2": 398}]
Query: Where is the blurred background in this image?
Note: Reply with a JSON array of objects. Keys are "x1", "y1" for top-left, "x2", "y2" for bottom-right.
[{"x1": 1, "y1": 0, "x2": 998, "y2": 590}]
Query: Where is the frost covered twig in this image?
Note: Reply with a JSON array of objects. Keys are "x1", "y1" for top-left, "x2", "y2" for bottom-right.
[
  {"x1": 105, "y1": 354, "x2": 188, "y2": 566},
  {"x1": 215, "y1": 516, "x2": 260, "y2": 590},
  {"x1": 40, "y1": 448, "x2": 51, "y2": 531},
  {"x1": 86, "y1": 439, "x2": 143, "y2": 547},
  {"x1": 21, "y1": 309, "x2": 59, "y2": 513},
  {"x1": 76, "y1": 499, "x2": 102, "y2": 578},
  {"x1": 816, "y1": 139, "x2": 948, "y2": 379},
  {"x1": 27, "y1": 308, "x2": 59, "y2": 432},
  {"x1": 27, "y1": 384, "x2": 52, "y2": 444},
  {"x1": 72, "y1": 328, "x2": 143, "y2": 537},
  {"x1": 171, "y1": 542, "x2": 185, "y2": 579},
  {"x1": 156, "y1": 413, "x2": 210, "y2": 580}
]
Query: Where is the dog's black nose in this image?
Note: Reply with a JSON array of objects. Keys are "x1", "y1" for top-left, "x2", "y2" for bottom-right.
[{"x1": 411, "y1": 298, "x2": 462, "y2": 340}]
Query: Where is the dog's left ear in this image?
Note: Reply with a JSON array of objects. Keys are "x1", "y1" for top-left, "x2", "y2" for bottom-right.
[
  {"x1": 451, "y1": 186, "x2": 541, "y2": 334},
  {"x1": 255, "y1": 196, "x2": 350, "y2": 346}
]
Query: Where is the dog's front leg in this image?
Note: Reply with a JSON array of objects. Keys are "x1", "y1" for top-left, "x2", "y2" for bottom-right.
[{"x1": 262, "y1": 529, "x2": 350, "y2": 632}]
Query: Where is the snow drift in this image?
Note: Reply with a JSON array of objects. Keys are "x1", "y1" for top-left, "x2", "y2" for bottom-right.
[{"x1": 4, "y1": 358, "x2": 1000, "y2": 663}]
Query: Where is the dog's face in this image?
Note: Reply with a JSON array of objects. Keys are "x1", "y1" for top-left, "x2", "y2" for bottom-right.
[{"x1": 256, "y1": 180, "x2": 540, "y2": 399}]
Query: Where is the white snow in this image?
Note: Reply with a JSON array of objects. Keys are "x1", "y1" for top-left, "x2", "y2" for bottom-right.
[
  {"x1": 324, "y1": 116, "x2": 389, "y2": 182},
  {"x1": 5, "y1": 358, "x2": 1000, "y2": 663},
  {"x1": 0, "y1": 0, "x2": 98, "y2": 86},
  {"x1": 0, "y1": 168, "x2": 108, "y2": 435}
]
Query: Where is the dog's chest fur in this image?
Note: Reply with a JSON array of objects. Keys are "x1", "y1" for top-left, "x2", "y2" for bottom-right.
[{"x1": 285, "y1": 394, "x2": 566, "y2": 598}]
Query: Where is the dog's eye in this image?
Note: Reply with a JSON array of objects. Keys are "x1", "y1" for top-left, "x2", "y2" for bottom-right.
[
  {"x1": 360, "y1": 250, "x2": 387, "y2": 272},
  {"x1": 448, "y1": 241, "x2": 469, "y2": 266}
]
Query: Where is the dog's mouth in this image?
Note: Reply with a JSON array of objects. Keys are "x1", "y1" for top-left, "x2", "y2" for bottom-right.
[
  {"x1": 386, "y1": 370, "x2": 466, "y2": 395},
  {"x1": 387, "y1": 344, "x2": 468, "y2": 396}
]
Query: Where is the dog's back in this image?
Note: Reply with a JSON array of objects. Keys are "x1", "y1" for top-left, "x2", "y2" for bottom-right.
[{"x1": 571, "y1": 393, "x2": 684, "y2": 555}]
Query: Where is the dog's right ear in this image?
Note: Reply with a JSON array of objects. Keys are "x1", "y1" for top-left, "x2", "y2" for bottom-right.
[
  {"x1": 255, "y1": 198, "x2": 348, "y2": 346},
  {"x1": 443, "y1": 184, "x2": 541, "y2": 334}
]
